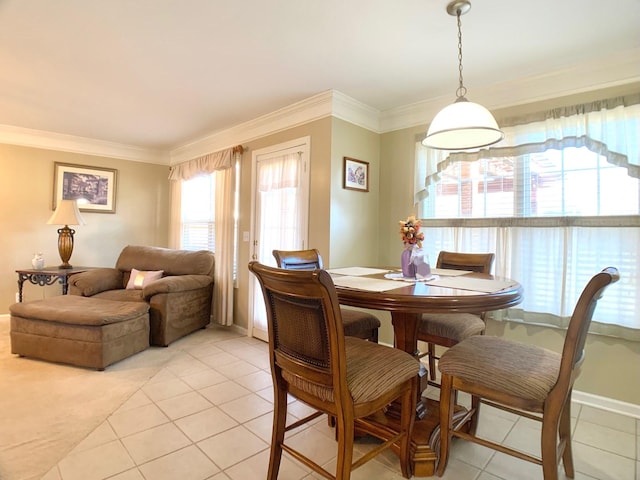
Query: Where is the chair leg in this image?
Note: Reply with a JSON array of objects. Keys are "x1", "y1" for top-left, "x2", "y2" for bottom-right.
[
  {"x1": 268, "y1": 385, "x2": 288, "y2": 480},
  {"x1": 428, "y1": 343, "x2": 437, "y2": 381},
  {"x1": 541, "y1": 411, "x2": 560, "y2": 480},
  {"x1": 371, "y1": 327, "x2": 379, "y2": 343},
  {"x1": 468, "y1": 394, "x2": 481, "y2": 435},
  {"x1": 436, "y1": 374, "x2": 455, "y2": 476},
  {"x1": 560, "y1": 398, "x2": 575, "y2": 478},
  {"x1": 398, "y1": 377, "x2": 418, "y2": 478},
  {"x1": 335, "y1": 414, "x2": 354, "y2": 480}
]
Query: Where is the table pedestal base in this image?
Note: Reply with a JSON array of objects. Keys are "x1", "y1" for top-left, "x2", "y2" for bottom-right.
[{"x1": 358, "y1": 398, "x2": 470, "y2": 477}]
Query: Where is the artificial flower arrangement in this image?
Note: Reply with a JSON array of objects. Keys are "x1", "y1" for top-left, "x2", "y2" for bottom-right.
[
  {"x1": 398, "y1": 214, "x2": 424, "y2": 248},
  {"x1": 398, "y1": 214, "x2": 430, "y2": 278}
]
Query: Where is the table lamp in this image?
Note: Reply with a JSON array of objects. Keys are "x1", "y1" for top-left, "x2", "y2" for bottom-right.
[{"x1": 47, "y1": 199, "x2": 86, "y2": 269}]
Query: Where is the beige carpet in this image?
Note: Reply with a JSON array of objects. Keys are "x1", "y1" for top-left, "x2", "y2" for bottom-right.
[{"x1": 0, "y1": 316, "x2": 183, "y2": 480}]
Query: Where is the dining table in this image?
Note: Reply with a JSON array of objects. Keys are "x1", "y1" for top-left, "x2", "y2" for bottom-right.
[{"x1": 328, "y1": 266, "x2": 524, "y2": 477}]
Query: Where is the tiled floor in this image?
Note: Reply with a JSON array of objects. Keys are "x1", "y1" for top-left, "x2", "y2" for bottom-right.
[{"x1": 40, "y1": 326, "x2": 639, "y2": 480}]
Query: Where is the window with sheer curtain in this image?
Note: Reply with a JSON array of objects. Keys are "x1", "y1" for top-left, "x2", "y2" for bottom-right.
[
  {"x1": 181, "y1": 174, "x2": 216, "y2": 252},
  {"x1": 414, "y1": 96, "x2": 640, "y2": 341}
]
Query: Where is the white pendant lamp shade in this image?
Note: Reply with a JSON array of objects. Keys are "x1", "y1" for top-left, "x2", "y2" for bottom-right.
[
  {"x1": 422, "y1": 0, "x2": 503, "y2": 151},
  {"x1": 422, "y1": 97, "x2": 504, "y2": 150}
]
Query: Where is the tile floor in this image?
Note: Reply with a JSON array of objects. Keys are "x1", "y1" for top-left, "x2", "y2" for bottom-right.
[{"x1": 40, "y1": 326, "x2": 639, "y2": 480}]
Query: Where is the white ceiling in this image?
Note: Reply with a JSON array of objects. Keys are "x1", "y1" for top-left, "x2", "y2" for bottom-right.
[{"x1": 0, "y1": 0, "x2": 638, "y2": 160}]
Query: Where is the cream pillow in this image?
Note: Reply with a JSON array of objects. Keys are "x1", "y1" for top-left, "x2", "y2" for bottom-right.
[{"x1": 126, "y1": 268, "x2": 164, "y2": 290}]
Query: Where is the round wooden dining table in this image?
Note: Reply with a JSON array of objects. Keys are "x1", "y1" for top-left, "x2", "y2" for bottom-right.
[{"x1": 332, "y1": 269, "x2": 523, "y2": 477}]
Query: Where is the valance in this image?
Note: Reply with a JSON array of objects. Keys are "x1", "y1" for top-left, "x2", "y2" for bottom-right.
[
  {"x1": 169, "y1": 147, "x2": 238, "y2": 181},
  {"x1": 416, "y1": 95, "x2": 640, "y2": 203}
]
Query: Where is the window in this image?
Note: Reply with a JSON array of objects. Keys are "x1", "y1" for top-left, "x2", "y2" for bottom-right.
[
  {"x1": 414, "y1": 99, "x2": 640, "y2": 340},
  {"x1": 181, "y1": 174, "x2": 215, "y2": 252},
  {"x1": 426, "y1": 147, "x2": 640, "y2": 218}
]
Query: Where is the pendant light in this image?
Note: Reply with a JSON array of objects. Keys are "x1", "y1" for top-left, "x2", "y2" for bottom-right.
[{"x1": 422, "y1": 0, "x2": 503, "y2": 150}]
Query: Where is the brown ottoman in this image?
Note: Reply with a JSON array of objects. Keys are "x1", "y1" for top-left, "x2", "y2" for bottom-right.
[{"x1": 9, "y1": 296, "x2": 150, "y2": 370}]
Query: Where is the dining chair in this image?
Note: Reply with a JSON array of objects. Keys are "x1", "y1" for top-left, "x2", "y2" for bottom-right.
[
  {"x1": 418, "y1": 251, "x2": 495, "y2": 387},
  {"x1": 436, "y1": 267, "x2": 620, "y2": 479},
  {"x1": 248, "y1": 261, "x2": 419, "y2": 479},
  {"x1": 273, "y1": 249, "x2": 381, "y2": 342}
]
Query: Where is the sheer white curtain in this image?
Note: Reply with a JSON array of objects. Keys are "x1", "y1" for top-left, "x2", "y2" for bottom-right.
[
  {"x1": 255, "y1": 151, "x2": 303, "y2": 266},
  {"x1": 250, "y1": 149, "x2": 307, "y2": 340},
  {"x1": 168, "y1": 146, "x2": 240, "y2": 326},
  {"x1": 414, "y1": 95, "x2": 640, "y2": 341},
  {"x1": 416, "y1": 96, "x2": 640, "y2": 203},
  {"x1": 419, "y1": 225, "x2": 639, "y2": 341}
]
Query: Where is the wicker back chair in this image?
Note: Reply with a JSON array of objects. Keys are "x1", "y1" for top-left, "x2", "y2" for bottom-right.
[
  {"x1": 273, "y1": 249, "x2": 380, "y2": 342},
  {"x1": 249, "y1": 261, "x2": 419, "y2": 479},
  {"x1": 418, "y1": 251, "x2": 495, "y2": 386},
  {"x1": 436, "y1": 267, "x2": 620, "y2": 479}
]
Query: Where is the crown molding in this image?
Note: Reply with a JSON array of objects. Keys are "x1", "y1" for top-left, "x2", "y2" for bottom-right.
[
  {"x1": 0, "y1": 124, "x2": 169, "y2": 164},
  {"x1": 381, "y1": 47, "x2": 640, "y2": 133},
  {"x1": 330, "y1": 91, "x2": 381, "y2": 133},
  {"x1": 171, "y1": 89, "x2": 382, "y2": 164}
]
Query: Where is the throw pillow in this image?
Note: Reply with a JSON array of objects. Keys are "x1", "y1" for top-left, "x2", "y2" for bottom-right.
[{"x1": 126, "y1": 268, "x2": 164, "y2": 290}]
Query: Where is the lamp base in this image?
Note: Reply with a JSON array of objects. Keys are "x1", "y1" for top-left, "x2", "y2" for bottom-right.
[{"x1": 57, "y1": 226, "x2": 75, "y2": 271}]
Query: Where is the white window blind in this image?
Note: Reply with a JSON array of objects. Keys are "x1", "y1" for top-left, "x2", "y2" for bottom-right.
[{"x1": 181, "y1": 174, "x2": 215, "y2": 252}]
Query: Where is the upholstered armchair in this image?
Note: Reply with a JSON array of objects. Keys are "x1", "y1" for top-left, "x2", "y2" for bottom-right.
[{"x1": 68, "y1": 245, "x2": 215, "y2": 346}]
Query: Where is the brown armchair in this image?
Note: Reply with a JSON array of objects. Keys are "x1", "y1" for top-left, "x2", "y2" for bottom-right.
[{"x1": 68, "y1": 245, "x2": 214, "y2": 346}]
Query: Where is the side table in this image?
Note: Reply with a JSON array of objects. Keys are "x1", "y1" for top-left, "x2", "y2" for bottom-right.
[{"x1": 16, "y1": 267, "x2": 94, "y2": 302}]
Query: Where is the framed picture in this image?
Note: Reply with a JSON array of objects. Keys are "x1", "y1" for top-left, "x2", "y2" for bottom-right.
[
  {"x1": 343, "y1": 157, "x2": 369, "y2": 192},
  {"x1": 53, "y1": 162, "x2": 118, "y2": 213}
]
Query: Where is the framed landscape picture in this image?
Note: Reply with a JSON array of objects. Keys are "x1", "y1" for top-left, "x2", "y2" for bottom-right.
[
  {"x1": 53, "y1": 162, "x2": 118, "y2": 213},
  {"x1": 343, "y1": 157, "x2": 369, "y2": 192}
]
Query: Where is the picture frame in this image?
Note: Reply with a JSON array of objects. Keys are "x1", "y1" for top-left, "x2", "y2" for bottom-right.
[
  {"x1": 343, "y1": 157, "x2": 369, "y2": 192},
  {"x1": 52, "y1": 162, "x2": 118, "y2": 213}
]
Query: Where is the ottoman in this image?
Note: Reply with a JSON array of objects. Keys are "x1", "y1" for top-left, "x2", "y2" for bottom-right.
[{"x1": 10, "y1": 296, "x2": 150, "y2": 370}]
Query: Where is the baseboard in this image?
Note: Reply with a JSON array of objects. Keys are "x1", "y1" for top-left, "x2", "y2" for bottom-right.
[
  {"x1": 572, "y1": 390, "x2": 640, "y2": 419},
  {"x1": 230, "y1": 324, "x2": 248, "y2": 336}
]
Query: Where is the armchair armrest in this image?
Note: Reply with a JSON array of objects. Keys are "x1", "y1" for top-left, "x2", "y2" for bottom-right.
[
  {"x1": 68, "y1": 268, "x2": 124, "y2": 296},
  {"x1": 142, "y1": 274, "x2": 213, "y2": 299}
]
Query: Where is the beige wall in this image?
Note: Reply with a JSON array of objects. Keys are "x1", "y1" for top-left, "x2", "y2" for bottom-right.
[
  {"x1": 0, "y1": 144, "x2": 169, "y2": 310},
  {"x1": 329, "y1": 117, "x2": 381, "y2": 268}
]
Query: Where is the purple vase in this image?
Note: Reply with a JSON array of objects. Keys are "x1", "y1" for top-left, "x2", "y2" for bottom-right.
[{"x1": 401, "y1": 247, "x2": 416, "y2": 278}]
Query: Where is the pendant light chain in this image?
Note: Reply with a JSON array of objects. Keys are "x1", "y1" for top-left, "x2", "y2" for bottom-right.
[{"x1": 456, "y1": 8, "x2": 467, "y2": 99}]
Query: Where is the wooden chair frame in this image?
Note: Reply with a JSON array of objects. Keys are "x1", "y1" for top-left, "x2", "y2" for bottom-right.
[
  {"x1": 436, "y1": 267, "x2": 620, "y2": 479},
  {"x1": 249, "y1": 261, "x2": 418, "y2": 479}
]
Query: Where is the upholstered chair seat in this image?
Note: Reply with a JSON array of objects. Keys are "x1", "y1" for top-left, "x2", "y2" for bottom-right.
[
  {"x1": 418, "y1": 313, "x2": 485, "y2": 343},
  {"x1": 439, "y1": 336, "x2": 561, "y2": 405}
]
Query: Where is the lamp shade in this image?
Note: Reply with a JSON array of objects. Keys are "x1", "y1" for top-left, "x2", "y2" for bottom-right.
[
  {"x1": 47, "y1": 199, "x2": 86, "y2": 226},
  {"x1": 422, "y1": 98, "x2": 504, "y2": 150}
]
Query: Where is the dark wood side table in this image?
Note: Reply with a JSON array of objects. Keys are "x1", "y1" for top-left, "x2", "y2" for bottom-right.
[{"x1": 16, "y1": 267, "x2": 94, "y2": 302}]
